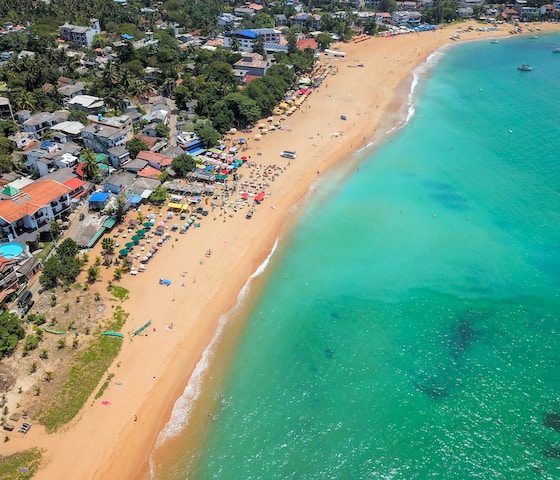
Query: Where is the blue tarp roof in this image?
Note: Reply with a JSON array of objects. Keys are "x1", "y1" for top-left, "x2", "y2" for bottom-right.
[
  {"x1": 235, "y1": 29, "x2": 258, "y2": 39},
  {"x1": 89, "y1": 192, "x2": 110, "y2": 203},
  {"x1": 121, "y1": 33, "x2": 134, "y2": 40},
  {"x1": 127, "y1": 194, "x2": 142, "y2": 204},
  {"x1": 186, "y1": 146, "x2": 206, "y2": 156}
]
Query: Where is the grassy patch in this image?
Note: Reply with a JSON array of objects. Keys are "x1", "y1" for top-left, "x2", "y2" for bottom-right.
[
  {"x1": 95, "y1": 373, "x2": 114, "y2": 400},
  {"x1": 39, "y1": 307, "x2": 128, "y2": 432},
  {"x1": 0, "y1": 448, "x2": 42, "y2": 480},
  {"x1": 108, "y1": 285, "x2": 129, "y2": 301},
  {"x1": 34, "y1": 242, "x2": 53, "y2": 263}
]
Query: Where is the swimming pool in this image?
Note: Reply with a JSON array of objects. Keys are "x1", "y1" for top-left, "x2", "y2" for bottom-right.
[{"x1": 0, "y1": 242, "x2": 25, "y2": 259}]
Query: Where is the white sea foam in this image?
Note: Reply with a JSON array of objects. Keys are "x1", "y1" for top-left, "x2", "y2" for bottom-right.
[
  {"x1": 153, "y1": 237, "x2": 279, "y2": 449},
  {"x1": 387, "y1": 48, "x2": 446, "y2": 135}
]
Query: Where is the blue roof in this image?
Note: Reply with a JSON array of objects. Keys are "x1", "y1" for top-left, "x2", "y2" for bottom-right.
[
  {"x1": 121, "y1": 34, "x2": 134, "y2": 40},
  {"x1": 127, "y1": 194, "x2": 142, "y2": 204},
  {"x1": 89, "y1": 192, "x2": 110, "y2": 203},
  {"x1": 236, "y1": 29, "x2": 258, "y2": 39},
  {"x1": 186, "y1": 146, "x2": 206, "y2": 156}
]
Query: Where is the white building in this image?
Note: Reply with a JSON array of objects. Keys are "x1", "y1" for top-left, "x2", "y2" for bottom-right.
[
  {"x1": 59, "y1": 19, "x2": 101, "y2": 48},
  {"x1": 223, "y1": 29, "x2": 282, "y2": 52}
]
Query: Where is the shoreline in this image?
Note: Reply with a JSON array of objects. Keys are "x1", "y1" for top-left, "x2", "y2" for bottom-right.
[{"x1": 7, "y1": 22, "x2": 560, "y2": 480}]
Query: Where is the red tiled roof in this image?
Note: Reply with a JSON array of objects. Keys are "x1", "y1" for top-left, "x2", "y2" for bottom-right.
[
  {"x1": 134, "y1": 134, "x2": 157, "y2": 149},
  {"x1": 137, "y1": 165, "x2": 162, "y2": 178},
  {"x1": 63, "y1": 177, "x2": 86, "y2": 191},
  {"x1": 297, "y1": 38, "x2": 319, "y2": 51},
  {"x1": 0, "y1": 179, "x2": 71, "y2": 223},
  {"x1": 136, "y1": 151, "x2": 172, "y2": 168}
]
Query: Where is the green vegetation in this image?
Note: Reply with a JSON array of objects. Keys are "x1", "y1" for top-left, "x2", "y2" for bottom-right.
[
  {"x1": 0, "y1": 448, "x2": 42, "y2": 480},
  {"x1": 126, "y1": 138, "x2": 149, "y2": 159},
  {"x1": 171, "y1": 153, "x2": 197, "y2": 177},
  {"x1": 149, "y1": 186, "x2": 168, "y2": 204},
  {"x1": 40, "y1": 239, "x2": 82, "y2": 289},
  {"x1": 0, "y1": 312, "x2": 25, "y2": 359},
  {"x1": 108, "y1": 285, "x2": 129, "y2": 300},
  {"x1": 40, "y1": 307, "x2": 128, "y2": 432},
  {"x1": 94, "y1": 373, "x2": 114, "y2": 399}
]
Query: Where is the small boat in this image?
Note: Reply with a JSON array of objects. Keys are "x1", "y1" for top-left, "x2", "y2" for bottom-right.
[
  {"x1": 490, "y1": 40, "x2": 499, "y2": 44},
  {"x1": 517, "y1": 64, "x2": 532, "y2": 72},
  {"x1": 531, "y1": 35, "x2": 538, "y2": 39},
  {"x1": 553, "y1": 48, "x2": 560, "y2": 53}
]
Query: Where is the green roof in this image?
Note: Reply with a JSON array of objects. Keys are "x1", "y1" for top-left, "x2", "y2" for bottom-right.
[
  {"x1": 2, "y1": 185, "x2": 19, "y2": 196},
  {"x1": 102, "y1": 217, "x2": 117, "y2": 229}
]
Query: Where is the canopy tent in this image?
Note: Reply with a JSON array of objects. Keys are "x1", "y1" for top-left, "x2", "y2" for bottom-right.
[{"x1": 167, "y1": 202, "x2": 189, "y2": 211}]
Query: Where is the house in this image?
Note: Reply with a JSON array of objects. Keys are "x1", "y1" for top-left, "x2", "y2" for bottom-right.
[
  {"x1": 223, "y1": 29, "x2": 282, "y2": 52},
  {"x1": 0, "y1": 251, "x2": 40, "y2": 305},
  {"x1": 67, "y1": 94, "x2": 105, "y2": 114},
  {"x1": 82, "y1": 123, "x2": 130, "y2": 154},
  {"x1": 59, "y1": 19, "x2": 101, "y2": 48},
  {"x1": 234, "y1": 7, "x2": 257, "y2": 17},
  {"x1": 0, "y1": 97, "x2": 14, "y2": 120},
  {"x1": 103, "y1": 171, "x2": 136, "y2": 194},
  {"x1": 88, "y1": 191, "x2": 111, "y2": 211},
  {"x1": 457, "y1": 6, "x2": 474, "y2": 17},
  {"x1": 137, "y1": 165, "x2": 162, "y2": 179},
  {"x1": 122, "y1": 158, "x2": 148, "y2": 173},
  {"x1": 8, "y1": 132, "x2": 34, "y2": 150},
  {"x1": 25, "y1": 141, "x2": 82, "y2": 177},
  {"x1": 58, "y1": 81, "x2": 86, "y2": 106},
  {"x1": 136, "y1": 151, "x2": 172, "y2": 170},
  {"x1": 290, "y1": 13, "x2": 322, "y2": 30},
  {"x1": 107, "y1": 145, "x2": 130, "y2": 168},
  {"x1": 218, "y1": 13, "x2": 241, "y2": 28},
  {"x1": 0, "y1": 179, "x2": 73, "y2": 243},
  {"x1": 375, "y1": 12, "x2": 393, "y2": 25},
  {"x1": 22, "y1": 111, "x2": 69, "y2": 139},
  {"x1": 502, "y1": 7, "x2": 519, "y2": 19},
  {"x1": 392, "y1": 11, "x2": 422, "y2": 25},
  {"x1": 128, "y1": 177, "x2": 161, "y2": 199},
  {"x1": 274, "y1": 14, "x2": 288, "y2": 27},
  {"x1": 297, "y1": 38, "x2": 319, "y2": 51},
  {"x1": 50, "y1": 121, "x2": 85, "y2": 140},
  {"x1": 520, "y1": 6, "x2": 541, "y2": 19},
  {"x1": 233, "y1": 52, "x2": 271, "y2": 78}
]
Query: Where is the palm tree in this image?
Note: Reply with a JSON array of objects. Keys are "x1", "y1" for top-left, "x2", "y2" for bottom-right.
[
  {"x1": 82, "y1": 149, "x2": 99, "y2": 181},
  {"x1": 101, "y1": 237, "x2": 115, "y2": 254},
  {"x1": 11, "y1": 88, "x2": 36, "y2": 111},
  {"x1": 231, "y1": 36, "x2": 241, "y2": 52}
]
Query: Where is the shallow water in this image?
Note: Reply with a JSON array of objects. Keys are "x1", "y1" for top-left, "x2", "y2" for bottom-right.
[{"x1": 156, "y1": 34, "x2": 560, "y2": 479}]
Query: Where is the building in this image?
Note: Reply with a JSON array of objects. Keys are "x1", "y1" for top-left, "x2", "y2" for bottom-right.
[
  {"x1": 0, "y1": 179, "x2": 73, "y2": 243},
  {"x1": 50, "y1": 121, "x2": 85, "y2": 140},
  {"x1": 59, "y1": 19, "x2": 101, "y2": 48},
  {"x1": 135, "y1": 151, "x2": 172, "y2": 170},
  {"x1": 21, "y1": 111, "x2": 69, "y2": 139},
  {"x1": 224, "y1": 29, "x2": 282, "y2": 52},
  {"x1": 82, "y1": 121, "x2": 132, "y2": 154},
  {"x1": 290, "y1": 13, "x2": 322, "y2": 30},
  {"x1": 67, "y1": 94, "x2": 105, "y2": 114},
  {"x1": 25, "y1": 140, "x2": 82, "y2": 177},
  {"x1": 392, "y1": 11, "x2": 422, "y2": 25},
  {"x1": 457, "y1": 6, "x2": 474, "y2": 17},
  {"x1": 107, "y1": 145, "x2": 130, "y2": 168},
  {"x1": 218, "y1": 13, "x2": 241, "y2": 28},
  {"x1": 520, "y1": 6, "x2": 541, "y2": 19},
  {"x1": 103, "y1": 171, "x2": 136, "y2": 194},
  {"x1": 233, "y1": 52, "x2": 271, "y2": 78},
  {"x1": 58, "y1": 81, "x2": 86, "y2": 107},
  {"x1": 0, "y1": 97, "x2": 14, "y2": 121},
  {"x1": 0, "y1": 248, "x2": 40, "y2": 306}
]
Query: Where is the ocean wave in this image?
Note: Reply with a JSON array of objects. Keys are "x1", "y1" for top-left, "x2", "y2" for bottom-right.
[
  {"x1": 388, "y1": 48, "x2": 446, "y2": 135},
  {"x1": 153, "y1": 238, "x2": 279, "y2": 448}
]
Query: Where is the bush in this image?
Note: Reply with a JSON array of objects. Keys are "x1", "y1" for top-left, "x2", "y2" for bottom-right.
[
  {"x1": 0, "y1": 312, "x2": 24, "y2": 358},
  {"x1": 23, "y1": 334, "x2": 40, "y2": 352},
  {"x1": 27, "y1": 313, "x2": 46, "y2": 326}
]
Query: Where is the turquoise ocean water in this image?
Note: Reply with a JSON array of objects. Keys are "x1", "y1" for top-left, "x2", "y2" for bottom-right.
[{"x1": 158, "y1": 35, "x2": 560, "y2": 479}]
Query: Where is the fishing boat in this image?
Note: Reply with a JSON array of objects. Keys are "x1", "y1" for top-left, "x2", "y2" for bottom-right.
[
  {"x1": 517, "y1": 64, "x2": 532, "y2": 72},
  {"x1": 553, "y1": 48, "x2": 560, "y2": 53},
  {"x1": 490, "y1": 40, "x2": 499, "y2": 44}
]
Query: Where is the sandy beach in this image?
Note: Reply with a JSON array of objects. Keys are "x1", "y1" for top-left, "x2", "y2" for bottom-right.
[{"x1": 5, "y1": 21, "x2": 560, "y2": 480}]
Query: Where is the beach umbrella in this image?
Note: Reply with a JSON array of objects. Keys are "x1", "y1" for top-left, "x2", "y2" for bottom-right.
[
  {"x1": 228, "y1": 127, "x2": 237, "y2": 134},
  {"x1": 132, "y1": 238, "x2": 139, "y2": 246},
  {"x1": 125, "y1": 242, "x2": 135, "y2": 249},
  {"x1": 267, "y1": 116, "x2": 274, "y2": 122},
  {"x1": 119, "y1": 248, "x2": 129, "y2": 257},
  {"x1": 143, "y1": 221, "x2": 153, "y2": 228},
  {"x1": 254, "y1": 134, "x2": 262, "y2": 140},
  {"x1": 136, "y1": 229, "x2": 146, "y2": 236},
  {"x1": 132, "y1": 234, "x2": 142, "y2": 241}
]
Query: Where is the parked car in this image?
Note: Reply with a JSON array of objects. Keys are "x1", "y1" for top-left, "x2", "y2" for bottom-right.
[
  {"x1": 21, "y1": 300, "x2": 35, "y2": 317},
  {"x1": 17, "y1": 291, "x2": 32, "y2": 309}
]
